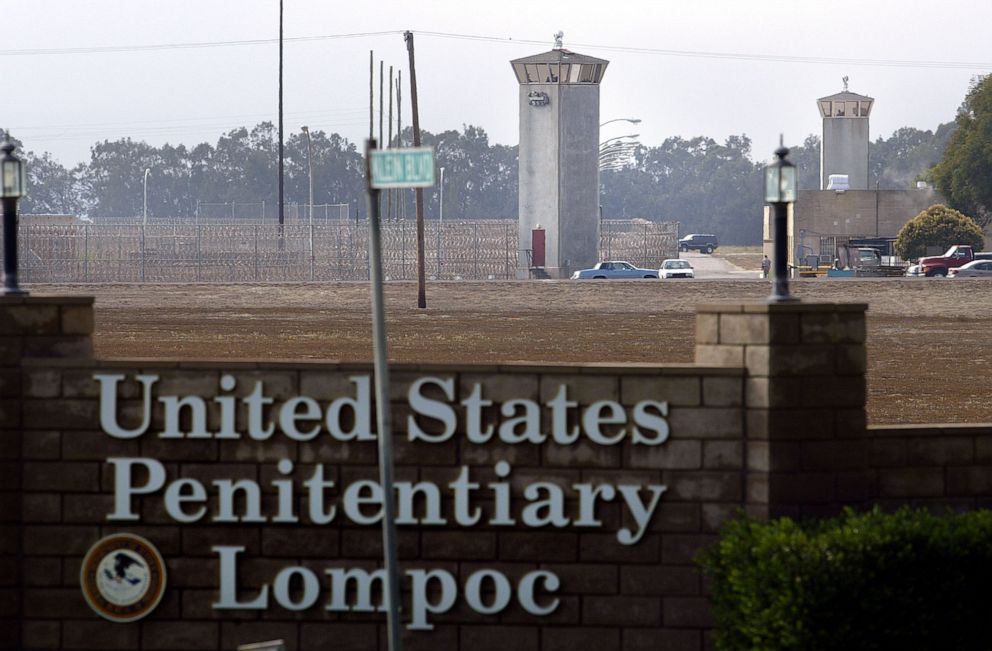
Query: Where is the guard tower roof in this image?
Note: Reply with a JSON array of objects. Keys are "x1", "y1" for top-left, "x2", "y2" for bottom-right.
[
  {"x1": 818, "y1": 89, "x2": 874, "y2": 118},
  {"x1": 511, "y1": 49, "x2": 609, "y2": 85},
  {"x1": 817, "y1": 90, "x2": 874, "y2": 103}
]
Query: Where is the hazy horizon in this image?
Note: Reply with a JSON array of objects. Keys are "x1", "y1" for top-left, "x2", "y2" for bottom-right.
[{"x1": 5, "y1": 0, "x2": 990, "y2": 167}]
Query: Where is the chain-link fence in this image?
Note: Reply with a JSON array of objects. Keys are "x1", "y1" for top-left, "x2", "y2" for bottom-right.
[
  {"x1": 193, "y1": 202, "x2": 350, "y2": 223},
  {"x1": 10, "y1": 219, "x2": 678, "y2": 283}
]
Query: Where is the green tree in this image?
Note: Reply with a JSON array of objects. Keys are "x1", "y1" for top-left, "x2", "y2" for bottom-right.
[
  {"x1": 870, "y1": 124, "x2": 955, "y2": 189},
  {"x1": 19, "y1": 150, "x2": 86, "y2": 216},
  {"x1": 894, "y1": 204, "x2": 984, "y2": 260},
  {"x1": 930, "y1": 75, "x2": 992, "y2": 227},
  {"x1": 788, "y1": 133, "x2": 821, "y2": 191},
  {"x1": 601, "y1": 134, "x2": 763, "y2": 244}
]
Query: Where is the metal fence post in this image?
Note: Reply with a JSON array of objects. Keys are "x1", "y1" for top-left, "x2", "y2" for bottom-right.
[
  {"x1": 506, "y1": 222, "x2": 512, "y2": 279},
  {"x1": 23, "y1": 223, "x2": 30, "y2": 282},
  {"x1": 253, "y1": 224, "x2": 259, "y2": 280},
  {"x1": 84, "y1": 224, "x2": 89, "y2": 282},
  {"x1": 474, "y1": 223, "x2": 480, "y2": 279},
  {"x1": 196, "y1": 223, "x2": 202, "y2": 282},
  {"x1": 140, "y1": 223, "x2": 146, "y2": 282},
  {"x1": 401, "y1": 222, "x2": 407, "y2": 279}
]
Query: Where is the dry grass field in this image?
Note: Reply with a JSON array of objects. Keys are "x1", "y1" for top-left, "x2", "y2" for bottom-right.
[{"x1": 31, "y1": 278, "x2": 992, "y2": 425}]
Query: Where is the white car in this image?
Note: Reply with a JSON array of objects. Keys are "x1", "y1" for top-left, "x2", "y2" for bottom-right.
[
  {"x1": 948, "y1": 260, "x2": 992, "y2": 277},
  {"x1": 659, "y1": 259, "x2": 694, "y2": 279}
]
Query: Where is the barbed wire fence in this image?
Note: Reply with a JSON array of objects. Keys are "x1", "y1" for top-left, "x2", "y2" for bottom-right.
[
  {"x1": 193, "y1": 202, "x2": 351, "y2": 223},
  {"x1": 10, "y1": 219, "x2": 678, "y2": 283}
]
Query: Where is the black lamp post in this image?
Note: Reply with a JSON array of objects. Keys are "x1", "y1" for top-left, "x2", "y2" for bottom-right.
[
  {"x1": 764, "y1": 141, "x2": 798, "y2": 303},
  {"x1": 1, "y1": 137, "x2": 27, "y2": 296}
]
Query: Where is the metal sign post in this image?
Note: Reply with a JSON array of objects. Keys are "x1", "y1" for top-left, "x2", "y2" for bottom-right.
[{"x1": 365, "y1": 140, "x2": 435, "y2": 651}]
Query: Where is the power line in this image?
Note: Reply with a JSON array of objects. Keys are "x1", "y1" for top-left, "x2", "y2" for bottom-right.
[
  {"x1": 2, "y1": 29, "x2": 990, "y2": 71},
  {"x1": 0, "y1": 30, "x2": 404, "y2": 56},
  {"x1": 11, "y1": 107, "x2": 368, "y2": 132},
  {"x1": 3, "y1": 28, "x2": 989, "y2": 71},
  {"x1": 416, "y1": 31, "x2": 992, "y2": 71}
]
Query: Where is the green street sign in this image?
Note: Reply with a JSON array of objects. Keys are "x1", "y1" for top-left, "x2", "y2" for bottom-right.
[{"x1": 369, "y1": 147, "x2": 435, "y2": 188}]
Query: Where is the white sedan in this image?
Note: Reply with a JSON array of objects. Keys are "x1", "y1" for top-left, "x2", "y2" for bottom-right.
[
  {"x1": 948, "y1": 260, "x2": 992, "y2": 277},
  {"x1": 659, "y1": 259, "x2": 694, "y2": 279}
]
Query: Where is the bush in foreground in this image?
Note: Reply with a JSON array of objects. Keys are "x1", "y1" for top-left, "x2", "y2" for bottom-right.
[{"x1": 698, "y1": 507, "x2": 992, "y2": 650}]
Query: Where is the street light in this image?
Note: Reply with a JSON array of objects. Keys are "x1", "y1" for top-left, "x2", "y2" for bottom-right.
[
  {"x1": 600, "y1": 134, "x2": 640, "y2": 148},
  {"x1": 2, "y1": 137, "x2": 27, "y2": 295},
  {"x1": 598, "y1": 136, "x2": 640, "y2": 172},
  {"x1": 301, "y1": 126, "x2": 315, "y2": 279},
  {"x1": 142, "y1": 168, "x2": 151, "y2": 225},
  {"x1": 600, "y1": 118, "x2": 641, "y2": 127},
  {"x1": 764, "y1": 139, "x2": 798, "y2": 303},
  {"x1": 437, "y1": 166, "x2": 445, "y2": 278}
]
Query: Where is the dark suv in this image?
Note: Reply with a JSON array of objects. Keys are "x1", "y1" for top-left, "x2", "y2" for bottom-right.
[{"x1": 679, "y1": 234, "x2": 719, "y2": 254}]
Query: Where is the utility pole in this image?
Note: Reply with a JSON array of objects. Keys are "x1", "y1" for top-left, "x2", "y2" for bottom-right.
[
  {"x1": 387, "y1": 65, "x2": 394, "y2": 221},
  {"x1": 278, "y1": 0, "x2": 285, "y2": 240},
  {"x1": 396, "y1": 71, "x2": 404, "y2": 222},
  {"x1": 379, "y1": 60, "x2": 384, "y2": 149},
  {"x1": 405, "y1": 30, "x2": 426, "y2": 308},
  {"x1": 369, "y1": 51, "x2": 374, "y2": 142}
]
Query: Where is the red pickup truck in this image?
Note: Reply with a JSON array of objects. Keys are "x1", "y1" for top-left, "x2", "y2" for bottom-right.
[{"x1": 917, "y1": 245, "x2": 976, "y2": 277}]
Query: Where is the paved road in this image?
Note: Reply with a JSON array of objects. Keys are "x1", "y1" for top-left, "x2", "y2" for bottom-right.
[{"x1": 681, "y1": 251, "x2": 759, "y2": 280}]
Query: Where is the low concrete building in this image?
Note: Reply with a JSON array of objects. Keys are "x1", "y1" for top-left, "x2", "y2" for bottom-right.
[{"x1": 767, "y1": 186, "x2": 943, "y2": 266}]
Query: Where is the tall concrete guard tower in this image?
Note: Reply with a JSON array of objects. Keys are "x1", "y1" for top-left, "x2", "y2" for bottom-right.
[
  {"x1": 818, "y1": 77, "x2": 874, "y2": 190},
  {"x1": 512, "y1": 34, "x2": 608, "y2": 278}
]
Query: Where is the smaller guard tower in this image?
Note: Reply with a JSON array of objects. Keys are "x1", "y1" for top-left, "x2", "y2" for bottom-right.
[
  {"x1": 512, "y1": 33, "x2": 608, "y2": 278},
  {"x1": 818, "y1": 77, "x2": 874, "y2": 190}
]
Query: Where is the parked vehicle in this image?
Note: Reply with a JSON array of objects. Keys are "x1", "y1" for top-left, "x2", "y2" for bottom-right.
[
  {"x1": 948, "y1": 260, "x2": 992, "y2": 278},
  {"x1": 917, "y1": 245, "x2": 977, "y2": 277},
  {"x1": 678, "y1": 234, "x2": 718, "y2": 254},
  {"x1": 659, "y1": 259, "x2": 694, "y2": 279},
  {"x1": 570, "y1": 261, "x2": 659, "y2": 279},
  {"x1": 827, "y1": 245, "x2": 906, "y2": 277}
]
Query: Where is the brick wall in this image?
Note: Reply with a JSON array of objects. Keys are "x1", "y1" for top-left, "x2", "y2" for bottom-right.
[
  {"x1": 1, "y1": 296, "x2": 94, "y2": 651},
  {"x1": 794, "y1": 188, "x2": 942, "y2": 239},
  {"x1": 3, "y1": 295, "x2": 991, "y2": 651}
]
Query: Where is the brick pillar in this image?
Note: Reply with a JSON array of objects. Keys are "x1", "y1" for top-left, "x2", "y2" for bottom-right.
[
  {"x1": 0, "y1": 295, "x2": 93, "y2": 650},
  {"x1": 695, "y1": 302, "x2": 868, "y2": 519}
]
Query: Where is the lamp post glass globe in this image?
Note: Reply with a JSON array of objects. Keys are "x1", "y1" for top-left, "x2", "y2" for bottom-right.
[
  {"x1": 764, "y1": 144, "x2": 798, "y2": 303},
  {"x1": 764, "y1": 146, "x2": 797, "y2": 203},
  {"x1": 1, "y1": 141, "x2": 26, "y2": 199},
  {"x1": 2, "y1": 139, "x2": 27, "y2": 295}
]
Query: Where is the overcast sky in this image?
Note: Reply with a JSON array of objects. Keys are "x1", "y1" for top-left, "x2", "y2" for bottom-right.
[{"x1": 4, "y1": 0, "x2": 990, "y2": 167}]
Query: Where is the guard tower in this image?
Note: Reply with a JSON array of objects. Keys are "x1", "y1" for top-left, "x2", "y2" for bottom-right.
[
  {"x1": 818, "y1": 77, "x2": 874, "y2": 190},
  {"x1": 511, "y1": 34, "x2": 608, "y2": 278}
]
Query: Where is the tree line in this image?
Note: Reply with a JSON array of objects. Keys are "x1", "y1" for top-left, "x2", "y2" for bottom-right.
[{"x1": 6, "y1": 117, "x2": 959, "y2": 244}]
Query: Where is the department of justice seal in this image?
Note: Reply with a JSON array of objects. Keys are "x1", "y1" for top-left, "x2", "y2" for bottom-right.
[{"x1": 80, "y1": 533, "x2": 167, "y2": 623}]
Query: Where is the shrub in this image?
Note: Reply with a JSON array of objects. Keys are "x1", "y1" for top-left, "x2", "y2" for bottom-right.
[
  {"x1": 698, "y1": 507, "x2": 992, "y2": 650},
  {"x1": 894, "y1": 204, "x2": 984, "y2": 260}
]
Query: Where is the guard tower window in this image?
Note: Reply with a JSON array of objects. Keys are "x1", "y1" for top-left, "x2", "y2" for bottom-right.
[
  {"x1": 547, "y1": 63, "x2": 559, "y2": 82},
  {"x1": 835, "y1": 102, "x2": 845, "y2": 117},
  {"x1": 513, "y1": 63, "x2": 526, "y2": 83},
  {"x1": 846, "y1": 101, "x2": 859, "y2": 116},
  {"x1": 578, "y1": 64, "x2": 597, "y2": 83},
  {"x1": 820, "y1": 101, "x2": 831, "y2": 116},
  {"x1": 860, "y1": 101, "x2": 871, "y2": 116},
  {"x1": 525, "y1": 64, "x2": 541, "y2": 83}
]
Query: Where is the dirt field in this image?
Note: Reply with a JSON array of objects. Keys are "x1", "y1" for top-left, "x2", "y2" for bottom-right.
[{"x1": 30, "y1": 278, "x2": 992, "y2": 425}]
